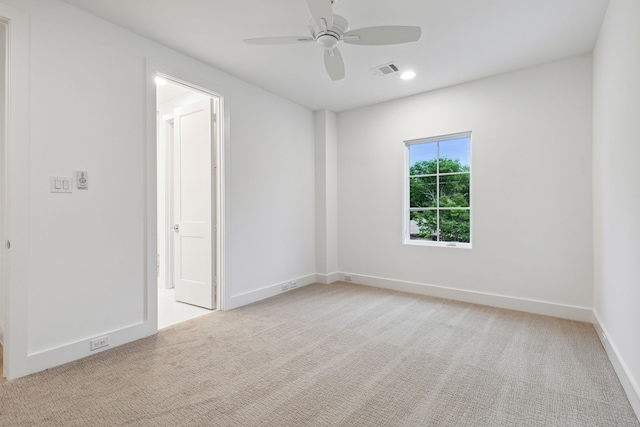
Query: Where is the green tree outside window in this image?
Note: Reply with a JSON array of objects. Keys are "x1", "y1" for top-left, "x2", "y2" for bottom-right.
[{"x1": 407, "y1": 136, "x2": 471, "y2": 244}]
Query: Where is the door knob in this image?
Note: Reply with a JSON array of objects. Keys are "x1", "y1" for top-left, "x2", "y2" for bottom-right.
[{"x1": 173, "y1": 224, "x2": 179, "y2": 232}]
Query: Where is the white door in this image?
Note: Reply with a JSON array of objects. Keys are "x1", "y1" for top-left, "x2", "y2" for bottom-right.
[{"x1": 172, "y1": 98, "x2": 215, "y2": 309}]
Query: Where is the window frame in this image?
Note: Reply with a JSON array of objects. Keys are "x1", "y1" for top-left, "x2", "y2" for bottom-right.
[{"x1": 403, "y1": 132, "x2": 472, "y2": 248}]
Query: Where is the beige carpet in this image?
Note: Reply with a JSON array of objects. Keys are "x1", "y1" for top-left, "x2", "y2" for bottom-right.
[{"x1": 0, "y1": 282, "x2": 637, "y2": 426}]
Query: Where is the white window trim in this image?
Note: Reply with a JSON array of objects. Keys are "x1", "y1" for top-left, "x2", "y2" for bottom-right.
[{"x1": 403, "y1": 132, "x2": 472, "y2": 249}]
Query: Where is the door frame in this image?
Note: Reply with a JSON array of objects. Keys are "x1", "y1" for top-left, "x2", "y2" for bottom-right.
[
  {"x1": 145, "y1": 60, "x2": 226, "y2": 325},
  {"x1": 0, "y1": 18, "x2": 6, "y2": 349},
  {"x1": 0, "y1": 4, "x2": 30, "y2": 380}
]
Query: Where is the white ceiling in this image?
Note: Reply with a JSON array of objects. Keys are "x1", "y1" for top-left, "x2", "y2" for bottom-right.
[{"x1": 62, "y1": 0, "x2": 609, "y2": 112}]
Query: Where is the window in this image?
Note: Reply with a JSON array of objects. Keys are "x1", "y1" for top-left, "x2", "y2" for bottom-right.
[{"x1": 404, "y1": 132, "x2": 471, "y2": 247}]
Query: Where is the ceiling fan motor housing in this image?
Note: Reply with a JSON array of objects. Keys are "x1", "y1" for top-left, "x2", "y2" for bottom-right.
[
  {"x1": 309, "y1": 14, "x2": 349, "y2": 50},
  {"x1": 317, "y1": 34, "x2": 339, "y2": 50}
]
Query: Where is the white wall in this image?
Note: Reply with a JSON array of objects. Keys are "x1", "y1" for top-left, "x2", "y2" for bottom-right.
[
  {"x1": 1, "y1": 0, "x2": 315, "y2": 378},
  {"x1": 593, "y1": 0, "x2": 640, "y2": 414},
  {"x1": 337, "y1": 56, "x2": 594, "y2": 317},
  {"x1": 227, "y1": 84, "x2": 315, "y2": 305}
]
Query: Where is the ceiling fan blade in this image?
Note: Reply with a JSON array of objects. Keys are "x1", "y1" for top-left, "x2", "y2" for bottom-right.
[
  {"x1": 307, "y1": 0, "x2": 333, "y2": 30},
  {"x1": 324, "y1": 48, "x2": 345, "y2": 81},
  {"x1": 244, "y1": 36, "x2": 314, "y2": 45},
  {"x1": 343, "y1": 26, "x2": 421, "y2": 45}
]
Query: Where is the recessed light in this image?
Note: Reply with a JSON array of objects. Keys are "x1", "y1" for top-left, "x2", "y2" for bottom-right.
[
  {"x1": 154, "y1": 76, "x2": 168, "y2": 86},
  {"x1": 400, "y1": 71, "x2": 416, "y2": 80}
]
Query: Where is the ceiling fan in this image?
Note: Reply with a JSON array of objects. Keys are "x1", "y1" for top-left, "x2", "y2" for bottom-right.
[{"x1": 244, "y1": 0, "x2": 421, "y2": 81}]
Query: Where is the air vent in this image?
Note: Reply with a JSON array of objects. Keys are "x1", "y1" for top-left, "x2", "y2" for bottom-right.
[{"x1": 371, "y1": 63, "x2": 400, "y2": 76}]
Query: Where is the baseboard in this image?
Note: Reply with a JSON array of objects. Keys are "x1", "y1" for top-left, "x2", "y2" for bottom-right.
[
  {"x1": 315, "y1": 272, "x2": 340, "y2": 284},
  {"x1": 592, "y1": 311, "x2": 640, "y2": 419},
  {"x1": 227, "y1": 274, "x2": 317, "y2": 310},
  {"x1": 9, "y1": 321, "x2": 156, "y2": 380},
  {"x1": 340, "y1": 272, "x2": 592, "y2": 322}
]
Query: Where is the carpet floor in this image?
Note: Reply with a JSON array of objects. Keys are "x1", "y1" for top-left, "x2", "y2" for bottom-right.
[{"x1": 0, "y1": 282, "x2": 638, "y2": 426}]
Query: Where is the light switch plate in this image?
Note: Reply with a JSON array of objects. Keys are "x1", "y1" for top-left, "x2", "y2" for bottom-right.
[{"x1": 50, "y1": 176, "x2": 72, "y2": 193}]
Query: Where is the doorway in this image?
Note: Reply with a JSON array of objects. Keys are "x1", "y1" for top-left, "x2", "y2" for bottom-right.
[{"x1": 156, "y1": 77, "x2": 220, "y2": 329}]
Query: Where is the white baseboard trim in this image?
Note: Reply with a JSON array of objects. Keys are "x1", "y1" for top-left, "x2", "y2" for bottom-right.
[
  {"x1": 592, "y1": 311, "x2": 640, "y2": 419},
  {"x1": 315, "y1": 272, "x2": 340, "y2": 284},
  {"x1": 11, "y1": 321, "x2": 156, "y2": 380},
  {"x1": 227, "y1": 274, "x2": 316, "y2": 310},
  {"x1": 340, "y1": 272, "x2": 592, "y2": 322}
]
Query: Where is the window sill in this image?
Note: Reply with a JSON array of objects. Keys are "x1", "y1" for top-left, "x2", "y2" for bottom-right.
[{"x1": 403, "y1": 239, "x2": 472, "y2": 249}]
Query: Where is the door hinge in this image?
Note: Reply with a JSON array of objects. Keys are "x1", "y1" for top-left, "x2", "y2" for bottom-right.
[{"x1": 6, "y1": 240, "x2": 10, "y2": 249}]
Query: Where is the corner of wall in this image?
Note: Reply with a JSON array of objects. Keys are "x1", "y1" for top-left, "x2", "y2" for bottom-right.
[
  {"x1": 227, "y1": 274, "x2": 317, "y2": 310},
  {"x1": 315, "y1": 272, "x2": 340, "y2": 284},
  {"x1": 592, "y1": 310, "x2": 640, "y2": 418},
  {"x1": 314, "y1": 109, "x2": 339, "y2": 277},
  {"x1": 591, "y1": 0, "x2": 640, "y2": 421}
]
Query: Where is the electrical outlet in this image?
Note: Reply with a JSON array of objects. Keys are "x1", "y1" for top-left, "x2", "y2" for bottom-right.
[
  {"x1": 282, "y1": 283, "x2": 290, "y2": 292},
  {"x1": 344, "y1": 274, "x2": 352, "y2": 282},
  {"x1": 290, "y1": 280, "x2": 297, "y2": 289},
  {"x1": 90, "y1": 335, "x2": 110, "y2": 351}
]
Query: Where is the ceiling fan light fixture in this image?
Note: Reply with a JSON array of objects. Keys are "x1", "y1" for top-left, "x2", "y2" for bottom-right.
[{"x1": 317, "y1": 34, "x2": 339, "y2": 50}]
